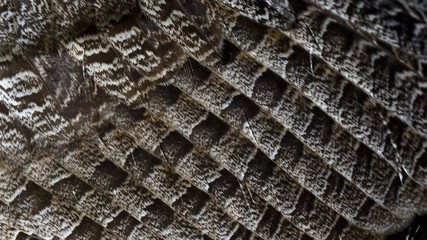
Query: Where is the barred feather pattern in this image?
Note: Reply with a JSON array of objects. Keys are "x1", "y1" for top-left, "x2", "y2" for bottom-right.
[{"x1": 0, "y1": 0, "x2": 426, "y2": 239}]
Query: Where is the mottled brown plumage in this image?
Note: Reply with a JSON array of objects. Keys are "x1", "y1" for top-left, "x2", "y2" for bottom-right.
[{"x1": 0, "y1": 0, "x2": 426, "y2": 239}]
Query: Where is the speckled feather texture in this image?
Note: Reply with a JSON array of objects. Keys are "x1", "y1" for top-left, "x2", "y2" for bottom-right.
[{"x1": 0, "y1": 0, "x2": 426, "y2": 239}]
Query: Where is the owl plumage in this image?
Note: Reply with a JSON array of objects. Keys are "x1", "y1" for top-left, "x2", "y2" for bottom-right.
[{"x1": 0, "y1": 0, "x2": 426, "y2": 239}]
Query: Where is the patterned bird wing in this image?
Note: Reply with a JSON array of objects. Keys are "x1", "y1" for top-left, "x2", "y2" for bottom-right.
[{"x1": 0, "y1": 0, "x2": 426, "y2": 240}]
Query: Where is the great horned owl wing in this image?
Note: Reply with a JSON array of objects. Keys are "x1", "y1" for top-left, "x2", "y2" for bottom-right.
[{"x1": 0, "y1": 0, "x2": 426, "y2": 239}]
